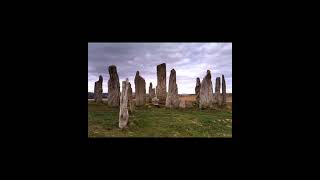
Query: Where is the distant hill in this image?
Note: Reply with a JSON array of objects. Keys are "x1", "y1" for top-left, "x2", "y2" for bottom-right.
[{"x1": 88, "y1": 92, "x2": 108, "y2": 99}]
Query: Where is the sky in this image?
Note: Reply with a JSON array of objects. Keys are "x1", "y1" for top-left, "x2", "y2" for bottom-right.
[{"x1": 88, "y1": 43, "x2": 232, "y2": 94}]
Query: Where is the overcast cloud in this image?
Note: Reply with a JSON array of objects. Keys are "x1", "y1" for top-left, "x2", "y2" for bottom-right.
[{"x1": 88, "y1": 43, "x2": 232, "y2": 94}]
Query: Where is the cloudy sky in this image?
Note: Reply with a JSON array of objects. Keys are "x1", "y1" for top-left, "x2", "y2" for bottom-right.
[{"x1": 88, "y1": 43, "x2": 232, "y2": 94}]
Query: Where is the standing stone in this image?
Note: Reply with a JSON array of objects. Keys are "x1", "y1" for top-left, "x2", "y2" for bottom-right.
[
  {"x1": 215, "y1": 77, "x2": 222, "y2": 106},
  {"x1": 156, "y1": 63, "x2": 166, "y2": 105},
  {"x1": 94, "y1": 75, "x2": 103, "y2": 103},
  {"x1": 119, "y1": 79, "x2": 129, "y2": 129},
  {"x1": 222, "y1": 74, "x2": 227, "y2": 106},
  {"x1": 165, "y1": 69, "x2": 180, "y2": 108},
  {"x1": 179, "y1": 99, "x2": 186, "y2": 109},
  {"x1": 127, "y1": 82, "x2": 135, "y2": 113},
  {"x1": 134, "y1": 71, "x2": 146, "y2": 106},
  {"x1": 108, "y1": 65, "x2": 120, "y2": 107},
  {"x1": 199, "y1": 70, "x2": 214, "y2": 109},
  {"x1": 148, "y1": 82, "x2": 156, "y2": 103},
  {"x1": 195, "y1": 77, "x2": 201, "y2": 105}
]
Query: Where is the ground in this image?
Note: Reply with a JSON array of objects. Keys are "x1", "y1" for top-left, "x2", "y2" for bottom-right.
[{"x1": 88, "y1": 96, "x2": 232, "y2": 137}]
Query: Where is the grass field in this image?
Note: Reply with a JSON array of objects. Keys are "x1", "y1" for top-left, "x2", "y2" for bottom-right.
[{"x1": 88, "y1": 100, "x2": 232, "y2": 138}]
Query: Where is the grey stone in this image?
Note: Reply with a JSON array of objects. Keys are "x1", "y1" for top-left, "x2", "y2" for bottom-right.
[
  {"x1": 148, "y1": 82, "x2": 156, "y2": 103},
  {"x1": 156, "y1": 63, "x2": 166, "y2": 105},
  {"x1": 222, "y1": 74, "x2": 227, "y2": 106},
  {"x1": 94, "y1": 75, "x2": 103, "y2": 103},
  {"x1": 215, "y1": 77, "x2": 222, "y2": 106},
  {"x1": 127, "y1": 82, "x2": 135, "y2": 113},
  {"x1": 134, "y1": 71, "x2": 146, "y2": 106},
  {"x1": 165, "y1": 69, "x2": 180, "y2": 108},
  {"x1": 195, "y1": 77, "x2": 201, "y2": 105},
  {"x1": 199, "y1": 70, "x2": 214, "y2": 109},
  {"x1": 108, "y1": 65, "x2": 120, "y2": 107},
  {"x1": 119, "y1": 79, "x2": 129, "y2": 129}
]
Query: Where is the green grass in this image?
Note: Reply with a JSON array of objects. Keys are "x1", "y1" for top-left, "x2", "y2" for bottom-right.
[{"x1": 88, "y1": 101, "x2": 232, "y2": 137}]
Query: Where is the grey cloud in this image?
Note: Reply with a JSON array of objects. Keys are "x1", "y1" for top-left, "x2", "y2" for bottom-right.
[{"x1": 88, "y1": 43, "x2": 232, "y2": 94}]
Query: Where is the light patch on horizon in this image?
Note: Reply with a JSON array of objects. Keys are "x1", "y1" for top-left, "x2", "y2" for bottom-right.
[{"x1": 88, "y1": 43, "x2": 232, "y2": 94}]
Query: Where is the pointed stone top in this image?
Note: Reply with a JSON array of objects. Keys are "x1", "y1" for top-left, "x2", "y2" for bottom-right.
[
  {"x1": 150, "y1": 82, "x2": 152, "y2": 86},
  {"x1": 207, "y1": 70, "x2": 211, "y2": 75},
  {"x1": 108, "y1": 65, "x2": 117, "y2": 73},
  {"x1": 99, "y1": 75, "x2": 103, "y2": 81},
  {"x1": 222, "y1": 74, "x2": 225, "y2": 78},
  {"x1": 136, "y1": 71, "x2": 140, "y2": 76},
  {"x1": 216, "y1": 77, "x2": 220, "y2": 80},
  {"x1": 171, "y1": 68, "x2": 175, "y2": 72},
  {"x1": 196, "y1": 77, "x2": 200, "y2": 84},
  {"x1": 126, "y1": 78, "x2": 129, "y2": 81}
]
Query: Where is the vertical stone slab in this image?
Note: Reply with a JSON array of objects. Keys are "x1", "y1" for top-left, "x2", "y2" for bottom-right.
[
  {"x1": 94, "y1": 75, "x2": 103, "y2": 103},
  {"x1": 127, "y1": 82, "x2": 135, "y2": 113},
  {"x1": 134, "y1": 71, "x2": 146, "y2": 106},
  {"x1": 215, "y1": 77, "x2": 222, "y2": 106},
  {"x1": 119, "y1": 79, "x2": 129, "y2": 129},
  {"x1": 156, "y1": 63, "x2": 166, "y2": 105},
  {"x1": 199, "y1": 70, "x2": 214, "y2": 109},
  {"x1": 222, "y1": 74, "x2": 227, "y2": 106},
  {"x1": 195, "y1": 77, "x2": 201, "y2": 106},
  {"x1": 165, "y1": 69, "x2": 180, "y2": 108},
  {"x1": 108, "y1": 65, "x2": 120, "y2": 107}
]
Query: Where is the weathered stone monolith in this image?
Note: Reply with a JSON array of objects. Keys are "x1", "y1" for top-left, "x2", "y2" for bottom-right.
[
  {"x1": 156, "y1": 63, "x2": 166, "y2": 105},
  {"x1": 108, "y1": 65, "x2": 120, "y2": 107},
  {"x1": 195, "y1": 77, "x2": 201, "y2": 105},
  {"x1": 222, "y1": 74, "x2": 227, "y2": 106},
  {"x1": 215, "y1": 77, "x2": 222, "y2": 106},
  {"x1": 119, "y1": 79, "x2": 129, "y2": 129},
  {"x1": 94, "y1": 75, "x2": 103, "y2": 103},
  {"x1": 165, "y1": 69, "x2": 180, "y2": 108},
  {"x1": 148, "y1": 83, "x2": 156, "y2": 103},
  {"x1": 199, "y1": 70, "x2": 214, "y2": 109},
  {"x1": 134, "y1": 71, "x2": 146, "y2": 106},
  {"x1": 127, "y1": 82, "x2": 135, "y2": 113}
]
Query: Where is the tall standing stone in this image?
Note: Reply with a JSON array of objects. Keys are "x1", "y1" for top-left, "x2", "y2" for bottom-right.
[
  {"x1": 195, "y1": 77, "x2": 201, "y2": 105},
  {"x1": 222, "y1": 74, "x2": 227, "y2": 106},
  {"x1": 148, "y1": 82, "x2": 156, "y2": 103},
  {"x1": 215, "y1": 77, "x2": 222, "y2": 106},
  {"x1": 165, "y1": 69, "x2": 180, "y2": 108},
  {"x1": 127, "y1": 82, "x2": 135, "y2": 113},
  {"x1": 108, "y1": 65, "x2": 120, "y2": 107},
  {"x1": 134, "y1": 71, "x2": 146, "y2": 106},
  {"x1": 199, "y1": 70, "x2": 214, "y2": 109},
  {"x1": 119, "y1": 79, "x2": 129, "y2": 129},
  {"x1": 94, "y1": 75, "x2": 103, "y2": 103},
  {"x1": 156, "y1": 63, "x2": 166, "y2": 105}
]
